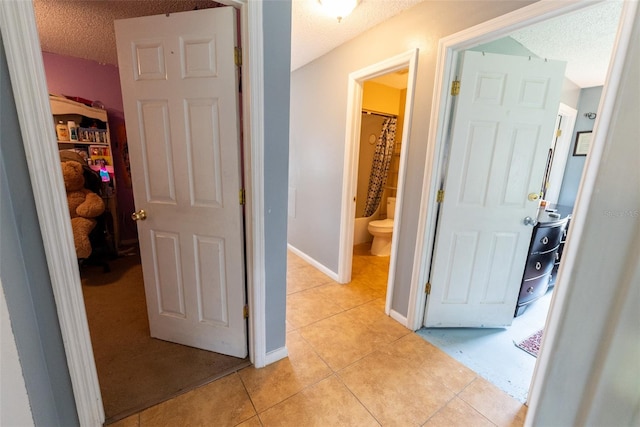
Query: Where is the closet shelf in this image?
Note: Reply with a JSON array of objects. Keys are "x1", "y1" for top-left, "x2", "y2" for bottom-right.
[{"x1": 57, "y1": 140, "x2": 108, "y2": 146}]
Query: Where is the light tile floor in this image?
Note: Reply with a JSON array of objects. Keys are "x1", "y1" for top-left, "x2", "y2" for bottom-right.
[{"x1": 111, "y1": 244, "x2": 527, "y2": 426}]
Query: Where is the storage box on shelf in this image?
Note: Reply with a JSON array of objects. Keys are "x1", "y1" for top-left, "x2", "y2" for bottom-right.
[{"x1": 50, "y1": 94, "x2": 119, "y2": 251}]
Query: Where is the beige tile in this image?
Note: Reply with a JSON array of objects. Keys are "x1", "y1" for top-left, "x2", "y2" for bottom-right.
[
  {"x1": 109, "y1": 414, "x2": 140, "y2": 427},
  {"x1": 299, "y1": 303, "x2": 408, "y2": 371},
  {"x1": 310, "y1": 280, "x2": 380, "y2": 311},
  {"x1": 285, "y1": 319, "x2": 296, "y2": 333},
  {"x1": 234, "y1": 415, "x2": 263, "y2": 427},
  {"x1": 350, "y1": 275, "x2": 387, "y2": 293},
  {"x1": 287, "y1": 264, "x2": 335, "y2": 294},
  {"x1": 139, "y1": 373, "x2": 255, "y2": 427},
  {"x1": 350, "y1": 256, "x2": 390, "y2": 296},
  {"x1": 258, "y1": 376, "x2": 380, "y2": 427},
  {"x1": 379, "y1": 334, "x2": 477, "y2": 394},
  {"x1": 339, "y1": 346, "x2": 455, "y2": 426},
  {"x1": 424, "y1": 397, "x2": 494, "y2": 427},
  {"x1": 341, "y1": 300, "x2": 412, "y2": 344},
  {"x1": 286, "y1": 251, "x2": 308, "y2": 272},
  {"x1": 459, "y1": 377, "x2": 527, "y2": 427},
  {"x1": 239, "y1": 331, "x2": 332, "y2": 412},
  {"x1": 286, "y1": 289, "x2": 344, "y2": 329}
]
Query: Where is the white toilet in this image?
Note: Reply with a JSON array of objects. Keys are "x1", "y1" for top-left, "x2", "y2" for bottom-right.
[{"x1": 368, "y1": 197, "x2": 396, "y2": 256}]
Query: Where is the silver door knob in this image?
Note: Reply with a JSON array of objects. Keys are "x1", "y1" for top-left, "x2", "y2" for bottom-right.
[
  {"x1": 131, "y1": 209, "x2": 147, "y2": 221},
  {"x1": 523, "y1": 216, "x2": 535, "y2": 226}
]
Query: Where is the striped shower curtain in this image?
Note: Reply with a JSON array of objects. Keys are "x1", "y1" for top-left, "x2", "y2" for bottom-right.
[{"x1": 363, "y1": 117, "x2": 398, "y2": 217}]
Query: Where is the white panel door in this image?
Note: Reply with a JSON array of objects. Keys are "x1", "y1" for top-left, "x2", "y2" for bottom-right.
[
  {"x1": 425, "y1": 51, "x2": 566, "y2": 327},
  {"x1": 115, "y1": 7, "x2": 246, "y2": 357}
]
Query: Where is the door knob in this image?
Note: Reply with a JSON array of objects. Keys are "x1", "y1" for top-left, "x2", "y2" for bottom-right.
[
  {"x1": 523, "y1": 216, "x2": 535, "y2": 226},
  {"x1": 528, "y1": 193, "x2": 540, "y2": 201},
  {"x1": 131, "y1": 209, "x2": 147, "y2": 221}
]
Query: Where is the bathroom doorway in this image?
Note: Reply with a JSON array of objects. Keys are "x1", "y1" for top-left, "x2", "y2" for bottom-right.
[
  {"x1": 352, "y1": 72, "x2": 407, "y2": 299},
  {"x1": 338, "y1": 50, "x2": 418, "y2": 321}
]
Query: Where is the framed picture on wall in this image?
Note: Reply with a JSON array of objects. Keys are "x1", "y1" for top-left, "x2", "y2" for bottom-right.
[{"x1": 573, "y1": 131, "x2": 592, "y2": 156}]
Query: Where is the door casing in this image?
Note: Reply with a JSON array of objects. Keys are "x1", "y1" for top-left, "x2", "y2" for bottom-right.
[
  {"x1": 0, "y1": 0, "x2": 267, "y2": 425},
  {"x1": 338, "y1": 49, "x2": 418, "y2": 324},
  {"x1": 407, "y1": 0, "x2": 636, "y2": 413}
]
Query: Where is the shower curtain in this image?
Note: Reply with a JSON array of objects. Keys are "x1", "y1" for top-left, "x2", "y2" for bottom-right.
[{"x1": 363, "y1": 117, "x2": 398, "y2": 217}]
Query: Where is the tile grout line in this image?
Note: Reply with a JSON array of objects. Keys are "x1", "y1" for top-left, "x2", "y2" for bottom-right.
[
  {"x1": 333, "y1": 371, "x2": 383, "y2": 426},
  {"x1": 454, "y1": 377, "x2": 501, "y2": 427},
  {"x1": 236, "y1": 371, "x2": 262, "y2": 424}
]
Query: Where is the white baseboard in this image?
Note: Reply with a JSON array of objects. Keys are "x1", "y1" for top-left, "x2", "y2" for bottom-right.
[
  {"x1": 264, "y1": 346, "x2": 288, "y2": 366},
  {"x1": 389, "y1": 309, "x2": 409, "y2": 328},
  {"x1": 287, "y1": 244, "x2": 339, "y2": 282}
]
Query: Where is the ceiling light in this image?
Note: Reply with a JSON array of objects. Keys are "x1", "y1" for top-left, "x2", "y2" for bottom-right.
[{"x1": 319, "y1": 0, "x2": 361, "y2": 23}]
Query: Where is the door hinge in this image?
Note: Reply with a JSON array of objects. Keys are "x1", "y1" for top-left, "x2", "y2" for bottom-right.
[
  {"x1": 234, "y1": 47, "x2": 242, "y2": 67},
  {"x1": 451, "y1": 80, "x2": 461, "y2": 96},
  {"x1": 425, "y1": 282, "x2": 432, "y2": 294},
  {"x1": 239, "y1": 188, "x2": 245, "y2": 205},
  {"x1": 243, "y1": 304, "x2": 249, "y2": 319},
  {"x1": 436, "y1": 190, "x2": 445, "y2": 203},
  {"x1": 556, "y1": 129, "x2": 562, "y2": 137}
]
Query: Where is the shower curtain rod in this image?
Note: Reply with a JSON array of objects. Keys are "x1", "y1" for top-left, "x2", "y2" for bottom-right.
[{"x1": 362, "y1": 109, "x2": 397, "y2": 119}]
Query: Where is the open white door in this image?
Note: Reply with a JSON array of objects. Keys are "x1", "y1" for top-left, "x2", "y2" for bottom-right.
[
  {"x1": 425, "y1": 51, "x2": 565, "y2": 327},
  {"x1": 115, "y1": 7, "x2": 247, "y2": 357}
]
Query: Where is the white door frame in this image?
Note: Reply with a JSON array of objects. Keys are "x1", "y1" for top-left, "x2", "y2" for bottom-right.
[
  {"x1": 338, "y1": 49, "x2": 418, "y2": 321},
  {"x1": 406, "y1": 0, "x2": 636, "y2": 411},
  {"x1": 0, "y1": 0, "x2": 267, "y2": 425},
  {"x1": 407, "y1": 0, "x2": 631, "y2": 330}
]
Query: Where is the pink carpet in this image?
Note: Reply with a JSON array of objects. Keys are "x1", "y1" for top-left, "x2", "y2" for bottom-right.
[{"x1": 515, "y1": 329, "x2": 543, "y2": 357}]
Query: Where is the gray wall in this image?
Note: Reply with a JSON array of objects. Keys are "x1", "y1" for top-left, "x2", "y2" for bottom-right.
[
  {"x1": 263, "y1": 0, "x2": 291, "y2": 353},
  {"x1": 557, "y1": 86, "x2": 603, "y2": 207},
  {"x1": 288, "y1": 1, "x2": 535, "y2": 316},
  {"x1": 0, "y1": 37, "x2": 78, "y2": 426}
]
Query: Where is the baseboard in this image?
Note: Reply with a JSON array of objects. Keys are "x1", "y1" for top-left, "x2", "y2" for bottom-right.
[
  {"x1": 287, "y1": 244, "x2": 339, "y2": 282},
  {"x1": 264, "y1": 346, "x2": 288, "y2": 366},
  {"x1": 389, "y1": 309, "x2": 409, "y2": 328}
]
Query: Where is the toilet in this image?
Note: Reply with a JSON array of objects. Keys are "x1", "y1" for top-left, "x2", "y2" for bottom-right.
[{"x1": 368, "y1": 197, "x2": 396, "y2": 256}]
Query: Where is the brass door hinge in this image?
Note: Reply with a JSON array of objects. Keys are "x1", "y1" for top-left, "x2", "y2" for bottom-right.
[
  {"x1": 451, "y1": 80, "x2": 461, "y2": 96},
  {"x1": 425, "y1": 282, "x2": 432, "y2": 294},
  {"x1": 239, "y1": 188, "x2": 246, "y2": 205},
  {"x1": 556, "y1": 129, "x2": 562, "y2": 137},
  {"x1": 234, "y1": 47, "x2": 242, "y2": 67},
  {"x1": 243, "y1": 304, "x2": 249, "y2": 319},
  {"x1": 436, "y1": 190, "x2": 445, "y2": 203}
]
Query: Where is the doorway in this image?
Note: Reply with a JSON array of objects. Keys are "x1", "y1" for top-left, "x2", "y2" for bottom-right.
[
  {"x1": 338, "y1": 49, "x2": 418, "y2": 321},
  {"x1": 352, "y1": 69, "x2": 409, "y2": 304},
  {"x1": 410, "y1": 0, "x2": 619, "y2": 406},
  {"x1": 34, "y1": 3, "x2": 251, "y2": 424}
]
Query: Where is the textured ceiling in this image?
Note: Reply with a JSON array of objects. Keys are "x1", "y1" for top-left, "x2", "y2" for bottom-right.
[
  {"x1": 34, "y1": 0, "x2": 223, "y2": 66},
  {"x1": 291, "y1": 0, "x2": 426, "y2": 70},
  {"x1": 33, "y1": 0, "x2": 622, "y2": 88},
  {"x1": 509, "y1": 1, "x2": 622, "y2": 88}
]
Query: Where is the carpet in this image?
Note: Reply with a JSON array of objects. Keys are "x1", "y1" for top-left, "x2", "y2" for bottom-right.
[
  {"x1": 80, "y1": 251, "x2": 251, "y2": 424},
  {"x1": 515, "y1": 329, "x2": 544, "y2": 357}
]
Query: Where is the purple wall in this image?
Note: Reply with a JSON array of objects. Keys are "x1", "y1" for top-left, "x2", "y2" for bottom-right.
[
  {"x1": 42, "y1": 51, "x2": 137, "y2": 244},
  {"x1": 42, "y1": 52, "x2": 124, "y2": 112}
]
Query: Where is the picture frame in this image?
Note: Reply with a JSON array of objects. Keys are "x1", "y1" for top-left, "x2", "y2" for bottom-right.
[{"x1": 573, "y1": 131, "x2": 592, "y2": 156}]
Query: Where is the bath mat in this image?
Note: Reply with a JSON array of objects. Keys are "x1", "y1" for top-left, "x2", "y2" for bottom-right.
[{"x1": 515, "y1": 329, "x2": 543, "y2": 357}]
